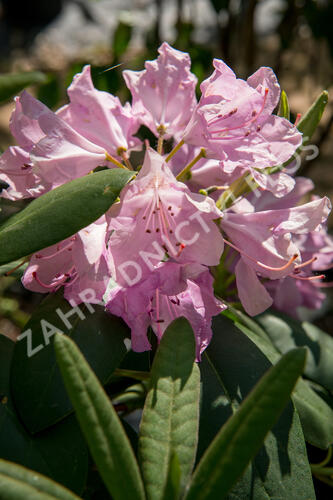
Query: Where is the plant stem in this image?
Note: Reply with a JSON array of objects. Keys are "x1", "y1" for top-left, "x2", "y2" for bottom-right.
[
  {"x1": 165, "y1": 138, "x2": 185, "y2": 162},
  {"x1": 105, "y1": 152, "x2": 128, "y2": 169},
  {"x1": 157, "y1": 135, "x2": 164, "y2": 154},
  {"x1": 176, "y1": 148, "x2": 206, "y2": 181}
]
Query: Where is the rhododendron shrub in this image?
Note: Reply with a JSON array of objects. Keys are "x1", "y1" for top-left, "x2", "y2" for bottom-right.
[{"x1": 0, "y1": 43, "x2": 332, "y2": 499}]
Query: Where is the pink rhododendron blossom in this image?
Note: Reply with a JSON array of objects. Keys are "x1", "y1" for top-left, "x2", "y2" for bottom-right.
[
  {"x1": 265, "y1": 276, "x2": 327, "y2": 319},
  {"x1": 235, "y1": 258, "x2": 274, "y2": 316},
  {"x1": 19, "y1": 91, "x2": 109, "y2": 188},
  {"x1": 105, "y1": 262, "x2": 225, "y2": 359},
  {"x1": 221, "y1": 197, "x2": 331, "y2": 316},
  {"x1": 123, "y1": 42, "x2": 197, "y2": 137},
  {"x1": 248, "y1": 176, "x2": 315, "y2": 212},
  {"x1": 264, "y1": 226, "x2": 333, "y2": 318},
  {"x1": 221, "y1": 197, "x2": 330, "y2": 281},
  {"x1": 0, "y1": 146, "x2": 48, "y2": 200},
  {"x1": 22, "y1": 217, "x2": 108, "y2": 304},
  {"x1": 0, "y1": 91, "x2": 109, "y2": 193},
  {"x1": 183, "y1": 59, "x2": 302, "y2": 194},
  {"x1": 106, "y1": 148, "x2": 224, "y2": 287},
  {"x1": 58, "y1": 65, "x2": 140, "y2": 157}
]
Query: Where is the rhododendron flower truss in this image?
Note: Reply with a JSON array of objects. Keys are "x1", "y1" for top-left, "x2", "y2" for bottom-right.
[{"x1": 1, "y1": 42, "x2": 332, "y2": 358}]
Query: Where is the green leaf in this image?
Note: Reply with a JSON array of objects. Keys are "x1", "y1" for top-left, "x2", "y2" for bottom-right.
[
  {"x1": 54, "y1": 333, "x2": 145, "y2": 500},
  {"x1": 37, "y1": 74, "x2": 61, "y2": 109},
  {"x1": 0, "y1": 168, "x2": 133, "y2": 265},
  {"x1": 0, "y1": 335, "x2": 88, "y2": 494},
  {"x1": 139, "y1": 318, "x2": 200, "y2": 500},
  {"x1": 162, "y1": 453, "x2": 182, "y2": 500},
  {"x1": 237, "y1": 319, "x2": 333, "y2": 449},
  {"x1": 113, "y1": 368, "x2": 151, "y2": 381},
  {"x1": 256, "y1": 311, "x2": 333, "y2": 391},
  {"x1": 297, "y1": 90, "x2": 328, "y2": 144},
  {"x1": 113, "y1": 22, "x2": 132, "y2": 58},
  {"x1": 0, "y1": 335, "x2": 14, "y2": 394},
  {"x1": 291, "y1": 379, "x2": 333, "y2": 449},
  {"x1": 0, "y1": 459, "x2": 81, "y2": 500},
  {"x1": 278, "y1": 90, "x2": 290, "y2": 120},
  {"x1": 113, "y1": 382, "x2": 147, "y2": 412},
  {"x1": 185, "y1": 347, "x2": 306, "y2": 500},
  {"x1": 198, "y1": 315, "x2": 315, "y2": 499},
  {"x1": 11, "y1": 292, "x2": 129, "y2": 433},
  {"x1": 0, "y1": 72, "x2": 47, "y2": 103}
]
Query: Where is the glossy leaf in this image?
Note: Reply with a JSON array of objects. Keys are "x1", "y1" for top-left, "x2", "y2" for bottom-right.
[
  {"x1": 11, "y1": 292, "x2": 129, "y2": 433},
  {"x1": 278, "y1": 90, "x2": 290, "y2": 120},
  {"x1": 0, "y1": 168, "x2": 133, "y2": 265},
  {"x1": 0, "y1": 459, "x2": 80, "y2": 500},
  {"x1": 139, "y1": 318, "x2": 200, "y2": 500},
  {"x1": 0, "y1": 72, "x2": 47, "y2": 103},
  {"x1": 198, "y1": 315, "x2": 315, "y2": 499},
  {"x1": 54, "y1": 333, "x2": 145, "y2": 500},
  {"x1": 0, "y1": 335, "x2": 88, "y2": 494},
  {"x1": 256, "y1": 311, "x2": 333, "y2": 391},
  {"x1": 297, "y1": 90, "x2": 328, "y2": 143},
  {"x1": 186, "y1": 346, "x2": 307, "y2": 500}
]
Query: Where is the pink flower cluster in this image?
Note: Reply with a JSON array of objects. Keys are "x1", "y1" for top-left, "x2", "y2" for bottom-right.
[{"x1": 1, "y1": 43, "x2": 332, "y2": 358}]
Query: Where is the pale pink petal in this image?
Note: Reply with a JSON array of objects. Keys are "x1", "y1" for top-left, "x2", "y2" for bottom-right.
[
  {"x1": 19, "y1": 91, "x2": 107, "y2": 187},
  {"x1": 58, "y1": 65, "x2": 140, "y2": 156},
  {"x1": 9, "y1": 96, "x2": 45, "y2": 151},
  {"x1": 123, "y1": 42, "x2": 197, "y2": 137},
  {"x1": 235, "y1": 258, "x2": 273, "y2": 316},
  {"x1": 252, "y1": 170, "x2": 295, "y2": 198},
  {"x1": 247, "y1": 67, "x2": 280, "y2": 113},
  {"x1": 0, "y1": 146, "x2": 47, "y2": 200}
]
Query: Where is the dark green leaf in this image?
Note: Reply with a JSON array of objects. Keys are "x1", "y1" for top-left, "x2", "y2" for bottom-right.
[
  {"x1": 186, "y1": 345, "x2": 307, "y2": 500},
  {"x1": 139, "y1": 318, "x2": 200, "y2": 500},
  {"x1": 0, "y1": 335, "x2": 14, "y2": 394},
  {"x1": 238, "y1": 320, "x2": 333, "y2": 449},
  {"x1": 0, "y1": 459, "x2": 81, "y2": 500},
  {"x1": 0, "y1": 72, "x2": 47, "y2": 103},
  {"x1": 0, "y1": 168, "x2": 133, "y2": 265},
  {"x1": 0, "y1": 334, "x2": 88, "y2": 494},
  {"x1": 197, "y1": 315, "x2": 315, "y2": 499},
  {"x1": 256, "y1": 311, "x2": 333, "y2": 391},
  {"x1": 278, "y1": 90, "x2": 290, "y2": 120},
  {"x1": 54, "y1": 333, "x2": 145, "y2": 500},
  {"x1": 11, "y1": 292, "x2": 129, "y2": 433}
]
